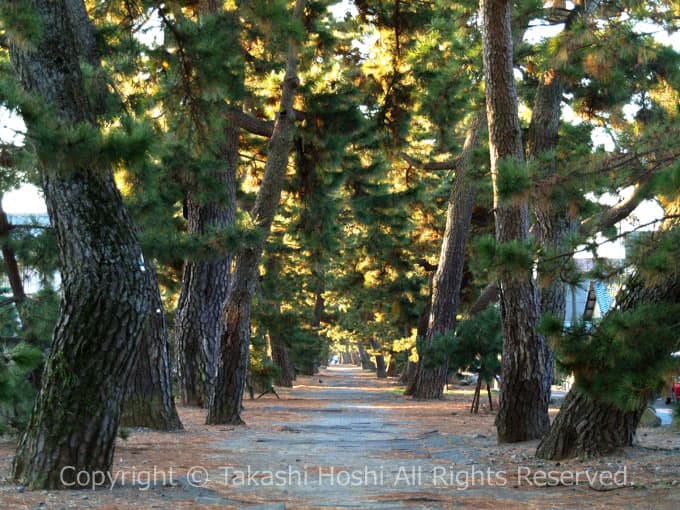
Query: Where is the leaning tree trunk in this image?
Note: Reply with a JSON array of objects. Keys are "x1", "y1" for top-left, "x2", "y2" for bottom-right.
[
  {"x1": 0, "y1": 198, "x2": 26, "y2": 305},
  {"x1": 536, "y1": 388, "x2": 645, "y2": 460},
  {"x1": 8, "y1": 0, "x2": 150, "y2": 488},
  {"x1": 0, "y1": 199, "x2": 34, "y2": 342},
  {"x1": 206, "y1": 0, "x2": 304, "y2": 425},
  {"x1": 411, "y1": 113, "x2": 484, "y2": 399},
  {"x1": 121, "y1": 265, "x2": 183, "y2": 430},
  {"x1": 481, "y1": 0, "x2": 551, "y2": 442},
  {"x1": 537, "y1": 222, "x2": 680, "y2": 459}
]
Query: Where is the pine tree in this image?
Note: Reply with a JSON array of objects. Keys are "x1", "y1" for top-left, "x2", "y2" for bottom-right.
[
  {"x1": 160, "y1": 0, "x2": 241, "y2": 408},
  {"x1": 3, "y1": 0, "x2": 153, "y2": 488},
  {"x1": 207, "y1": 0, "x2": 306, "y2": 425},
  {"x1": 480, "y1": 0, "x2": 551, "y2": 442},
  {"x1": 537, "y1": 225, "x2": 680, "y2": 458}
]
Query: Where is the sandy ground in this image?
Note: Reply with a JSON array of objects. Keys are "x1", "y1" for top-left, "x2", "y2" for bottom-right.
[{"x1": 1, "y1": 365, "x2": 679, "y2": 509}]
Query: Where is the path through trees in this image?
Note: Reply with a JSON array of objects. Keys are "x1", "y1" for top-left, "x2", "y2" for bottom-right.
[{"x1": 2, "y1": 366, "x2": 678, "y2": 508}]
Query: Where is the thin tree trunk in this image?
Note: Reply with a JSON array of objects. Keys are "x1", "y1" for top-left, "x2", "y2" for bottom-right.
[
  {"x1": 0, "y1": 199, "x2": 26, "y2": 303},
  {"x1": 357, "y1": 342, "x2": 375, "y2": 370},
  {"x1": 206, "y1": 0, "x2": 304, "y2": 425},
  {"x1": 312, "y1": 265, "x2": 325, "y2": 327},
  {"x1": 121, "y1": 265, "x2": 183, "y2": 430},
  {"x1": 271, "y1": 337, "x2": 295, "y2": 387},
  {"x1": 8, "y1": 0, "x2": 150, "y2": 488},
  {"x1": 369, "y1": 339, "x2": 388, "y2": 378},
  {"x1": 404, "y1": 300, "x2": 430, "y2": 395},
  {"x1": 0, "y1": 197, "x2": 42, "y2": 389},
  {"x1": 480, "y1": 0, "x2": 551, "y2": 442},
  {"x1": 411, "y1": 113, "x2": 484, "y2": 399}
]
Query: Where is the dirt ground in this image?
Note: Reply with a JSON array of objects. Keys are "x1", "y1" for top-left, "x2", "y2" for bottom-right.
[{"x1": 1, "y1": 365, "x2": 679, "y2": 509}]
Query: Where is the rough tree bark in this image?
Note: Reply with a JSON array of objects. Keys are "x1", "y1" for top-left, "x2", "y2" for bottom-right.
[
  {"x1": 527, "y1": 69, "x2": 569, "y2": 322},
  {"x1": 174, "y1": 131, "x2": 237, "y2": 407},
  {"x1": 536, "y1": 388, "x2": 645, "y2": 460},
  {"x1": 527, "y1": 0, "x2": 602, "y2": 320},
  {"x1": 8, "y1": 0, "x2": 151, "y2": 488},
  {"x1": 480, "y1": 0, "x2": 551, "y2": 442},
  {"x1": 411, "y1": 113, "x2": 484, "y2": 399},
  {"x1": 121, "y1": 264, "x2": 183, "y2": 430},
  {"x1": 537, "y1": 201, "x2": 680, "y2": 459},
  {"x1": 206, "y1": 0, "x2": 305, "y2": 425},
  {"x1": 174, "y1": 0, "x2": 239, "y2": 408},
  {"x1": 535, "y1": 273, "x2": 676, "y2": 459}
]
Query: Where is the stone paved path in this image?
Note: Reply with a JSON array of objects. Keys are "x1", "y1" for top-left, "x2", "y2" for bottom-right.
[
  {"x1": 172, "y1": 366, "x2": 679, "y2": 509},
  {"x1": 2, "y1": 365, "x2": 679, "y2": 509}
]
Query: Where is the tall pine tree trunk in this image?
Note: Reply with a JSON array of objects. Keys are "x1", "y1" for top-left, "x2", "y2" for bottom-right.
[
  {"x1": 174, "y1": 1, "x2": 239, "y2": 409},
  {"x1": 404, "y1": 300, "x2": 430, "y2": 394},
  {"x1": 174, "y1": 129, "x2": 237, "y2": 407},
  {"x1": 121, "y1": 265, "x2": 182, "y2": 430},
  {"x1": 528, "y1": 72, "x2": 569, "y2": 324},
  {"x1": 8, "y1": 0, "x2": 150, "y2": 488},
  {"x1": 480, "y1": 0, "x2": 551, "y2": 442},
  {"x1": 528, "y1": 0, "x2": 601, "y2": 322},
  {"x1": 524, "y1": 59, "x2": 567, "y2": 408},
  {"x1": 206, "y1": 0, "x2": 304, "y2": 425},
  {"x1": 411, "y1": 113, "x2": 484, "y2": 399},
  {"x1": 266, "y1": 269, "x2": 295, "y2": 388}
]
